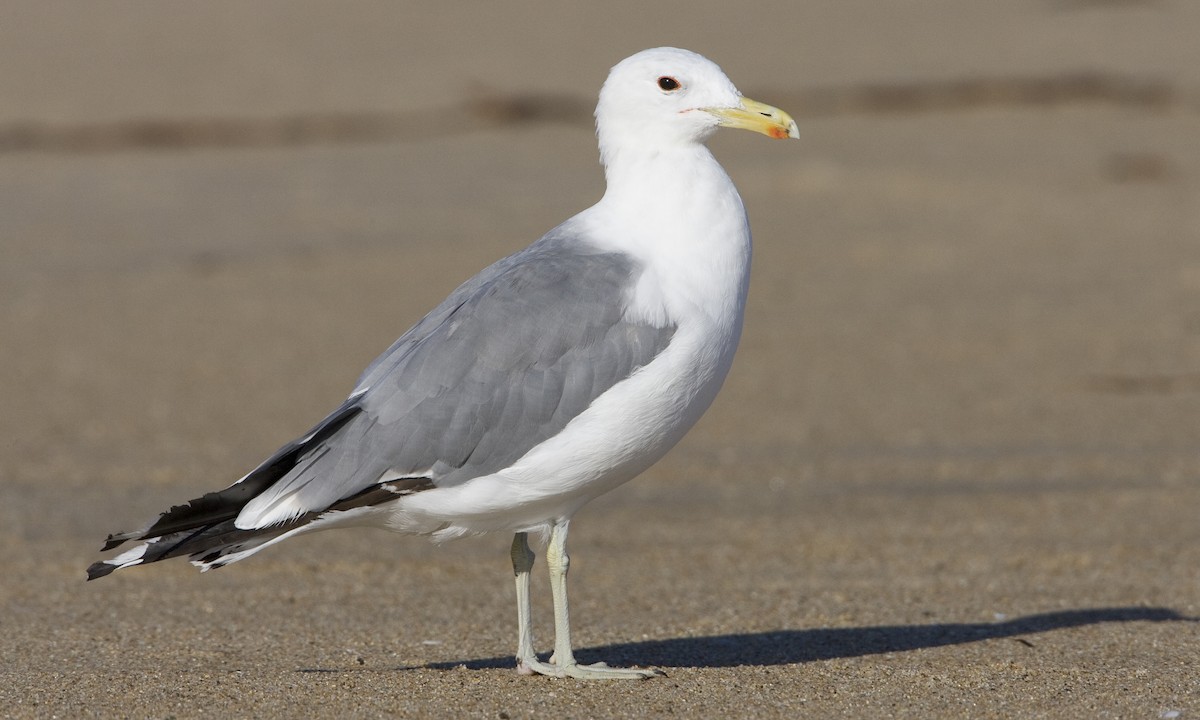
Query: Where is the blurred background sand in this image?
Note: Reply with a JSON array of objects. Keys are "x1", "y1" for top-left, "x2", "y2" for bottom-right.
[{"x1": 1, "y1": 1, "x2": 1198, "y2": 717}]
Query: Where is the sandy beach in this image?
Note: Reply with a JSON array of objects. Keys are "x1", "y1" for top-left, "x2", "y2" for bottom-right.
[{"x1": 2, "y1": 2, "x2": 1198, "y2": 717}]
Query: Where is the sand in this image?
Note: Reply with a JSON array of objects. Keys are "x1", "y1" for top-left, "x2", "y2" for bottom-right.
[{"x1": 1, "y1": 2, "x2": 1198, "y2": 717}]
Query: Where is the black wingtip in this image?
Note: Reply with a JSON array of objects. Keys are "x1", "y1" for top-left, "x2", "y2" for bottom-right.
[
  {"x1": 86, "y1": 561, "x2": 117, "y2": 581},
  {"x1": 100, "y1": 533, "x2": 128, "y2": 552}
]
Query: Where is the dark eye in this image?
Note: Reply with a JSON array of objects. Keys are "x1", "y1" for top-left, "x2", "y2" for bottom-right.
[{"x1": 657, "y1": 76, "x2": 681, "y2": 92}]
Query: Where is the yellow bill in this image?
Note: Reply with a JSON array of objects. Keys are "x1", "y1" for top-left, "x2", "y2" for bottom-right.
[{"x1": 704, "y1": 97, "x2": 799, "y2": 140}]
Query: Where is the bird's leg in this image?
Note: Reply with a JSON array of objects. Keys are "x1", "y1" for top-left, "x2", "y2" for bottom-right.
[
  {"x1": 510, "y1": 532, "x2": 540, "y2": 674},
  {"x1": 524, "y1": 520, "x2": 660, "y2": 680}
]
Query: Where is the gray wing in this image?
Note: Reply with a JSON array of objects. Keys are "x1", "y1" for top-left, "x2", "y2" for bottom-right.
[{"x1": 238, "y1": 231, "x2": 676, "y2": 527}]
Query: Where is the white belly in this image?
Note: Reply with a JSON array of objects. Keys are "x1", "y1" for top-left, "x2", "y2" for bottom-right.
[{"x1": 384, "y1": 317, "x2": 739, "y2": 540}]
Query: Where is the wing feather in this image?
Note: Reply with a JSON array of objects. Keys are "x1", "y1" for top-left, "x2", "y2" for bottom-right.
[{"x1": 236, "y1": 233, "x2": 676, "y2": 529}]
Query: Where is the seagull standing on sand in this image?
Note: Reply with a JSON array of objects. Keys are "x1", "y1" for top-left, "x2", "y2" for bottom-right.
[{"x1": 88, "y1": 47, "x2": 798, "y2": 679}]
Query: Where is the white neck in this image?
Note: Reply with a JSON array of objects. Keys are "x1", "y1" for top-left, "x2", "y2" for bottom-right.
[{"x1": 584, "y1": 142, "x2": 752, "y2": 332}]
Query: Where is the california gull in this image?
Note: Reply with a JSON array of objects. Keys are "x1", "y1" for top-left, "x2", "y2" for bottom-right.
[{"x1": 87, "y1": 46, "x2": 798, "y2": 680}]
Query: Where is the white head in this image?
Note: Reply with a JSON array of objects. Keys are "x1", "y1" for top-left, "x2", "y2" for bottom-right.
[{"x1": 595, "y1": 47, "x2": 798, "y2": 166}]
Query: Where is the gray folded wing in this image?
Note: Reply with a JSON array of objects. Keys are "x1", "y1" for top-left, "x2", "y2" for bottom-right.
[{"x1": 238, "y1": 231, "x2": 676, "y2": 528}]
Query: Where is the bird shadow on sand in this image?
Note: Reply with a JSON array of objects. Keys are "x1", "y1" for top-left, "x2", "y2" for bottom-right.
[{"x1": 406, "y1": 606, "x2": 1193, "y2": 672}]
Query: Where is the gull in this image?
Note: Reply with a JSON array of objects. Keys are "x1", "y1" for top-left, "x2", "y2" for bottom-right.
[{"x1": 88, "y1": 47, "x2": 798, "y2": 680}]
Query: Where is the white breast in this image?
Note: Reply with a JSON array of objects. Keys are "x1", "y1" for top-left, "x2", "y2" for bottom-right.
[{"x1": 387, "y1": 145, "x2": 752, "y2": 539}]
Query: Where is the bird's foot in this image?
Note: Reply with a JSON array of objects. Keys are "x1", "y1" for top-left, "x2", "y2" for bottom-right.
[{"x1": 516, "y1": 657, "x2": 662, "y2": 680}]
